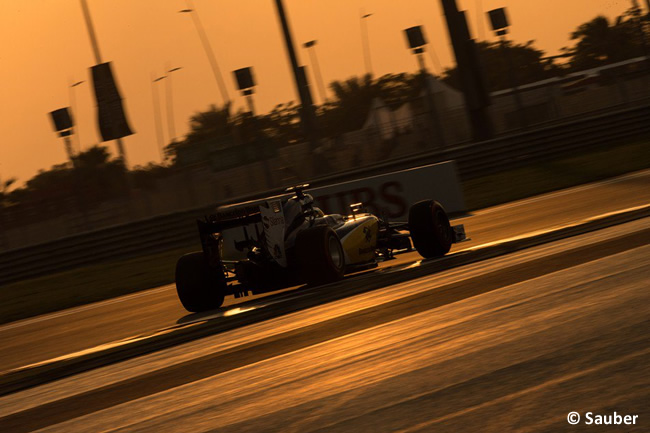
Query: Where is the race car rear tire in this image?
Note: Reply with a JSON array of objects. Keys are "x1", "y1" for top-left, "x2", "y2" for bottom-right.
[
  {"x1": 296, "y1": 226, "x2": 345, "y2": 285},
  {"x1": 408, "y1": 200, "x2": 452, "y2": 258},
  {"x1": 175, "y1": 252, "x2": 226, "y2": 312}
]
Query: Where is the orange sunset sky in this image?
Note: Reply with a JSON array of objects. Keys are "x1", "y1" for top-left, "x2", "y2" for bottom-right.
[{"x1": 0, "y1": 0, "x2": 638, "y2": 184}]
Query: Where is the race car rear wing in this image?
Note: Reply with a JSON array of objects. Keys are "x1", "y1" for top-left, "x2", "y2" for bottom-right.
[
  {"x1": 197, "y1": 211, "x2": 262, "y2": 237},
  {"x1": 198, "y1": 193, "x2": 296, "y2": 244},
  {"x1": 197, "y1": 212, "x2": 264, "y2": 267}
]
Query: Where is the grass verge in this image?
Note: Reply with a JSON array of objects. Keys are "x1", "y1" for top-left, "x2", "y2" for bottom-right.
[
  {"x1": 1, "y1": 138, "x2": 648, "y2": 325},
  {"x1": 0, "y1": 246, "x2": 195, "y2": 325},
  {"x1": 464, "y1": 139, "x2": 650, "y2": 210}
]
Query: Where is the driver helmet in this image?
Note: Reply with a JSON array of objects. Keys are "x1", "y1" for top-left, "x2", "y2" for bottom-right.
[{"x1": 300, "y1": 193, "x2": 314, "y2": 207}]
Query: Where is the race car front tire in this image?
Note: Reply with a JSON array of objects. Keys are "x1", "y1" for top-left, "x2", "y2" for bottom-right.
[
  {"x1": 175, "y1": 252, "x2": 226, "y2": 312},
  {"x1": 296, "y1": 226, "x2": 345, "y2": 285},
  {"x1": 408, "y1": 200, "x2": 452, "y2": 258}
]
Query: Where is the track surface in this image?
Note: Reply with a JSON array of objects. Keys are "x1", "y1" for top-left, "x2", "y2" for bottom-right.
[
  {"x1": 0, "y1": 169, "x2": 649, "y2": 374},
  {"x1": 0, "y1": 218, "x2": 647, "y2": 432}
]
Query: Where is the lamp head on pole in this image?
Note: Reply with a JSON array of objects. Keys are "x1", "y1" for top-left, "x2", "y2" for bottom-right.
[
  {"x1": 404, "y1": 26, "x2": 427, "y2": 51},
  {"x1": 49, "y1": 108, "x2": 74, "y2": 138},
  {"x1": 488, "y1": 8, "x2": 510, "y2": 36},
  {"x1": 233, "y1": 67, "x2": 256, "y2": 94}
]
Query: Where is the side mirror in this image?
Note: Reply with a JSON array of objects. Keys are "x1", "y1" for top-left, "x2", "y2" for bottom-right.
[
  {"x1": 350, "y1": 202, "x2": 364, "y2": 219},
  {"x1": 285, "y1": 183, "x2": 310, "y2": 200}
]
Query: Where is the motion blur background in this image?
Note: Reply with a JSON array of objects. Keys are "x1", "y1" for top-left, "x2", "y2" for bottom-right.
[{"x1": 0, "y1": 0, "x2": 649, "y2": 251}]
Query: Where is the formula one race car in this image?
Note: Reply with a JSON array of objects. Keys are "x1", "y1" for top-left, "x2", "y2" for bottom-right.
[{"x1": 175, "y1": 184, "x2": 467, "y2": 312}]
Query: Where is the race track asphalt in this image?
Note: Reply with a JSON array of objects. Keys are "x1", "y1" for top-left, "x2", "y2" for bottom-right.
[{"x1": 0, "y1": 216, "x2": 647, "y2": 432}]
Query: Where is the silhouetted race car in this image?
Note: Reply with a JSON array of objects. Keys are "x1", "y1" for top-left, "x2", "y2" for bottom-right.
[{"x1": 175, "y1": 184, "x2": 467, "y2": 312}]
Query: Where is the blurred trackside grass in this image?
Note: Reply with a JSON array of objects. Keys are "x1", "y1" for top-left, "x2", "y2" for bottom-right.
[
  {"x1": 1, "y1": 138, "x2": 648, "y2": 325},
  {"x1": 463, "y1": 139, "x2": 650, "y2": 210},
  {"x1": 0, "y1": 246, "x2": 193, "y2": 325}
]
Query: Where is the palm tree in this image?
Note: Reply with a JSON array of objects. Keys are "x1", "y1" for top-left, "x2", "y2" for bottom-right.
[
  {"x1": 442, "y1": 40, "x2": 561, "y2": 92},
  {"x1": 0, "y1": 177, "x2": 16, "y2": 206},
  {"x1": 326, "y1": 74, "x2": 379, "y2": 133},
  {"x1": 329, "y1": 74, "x2": 375, "y2": 107},
  {"x1": 164, "y1": 104, "x2": 233, "y2": 167},
  {"x1": 0, "y1": 177, "x2": 16, "y2": 247},
  {"x1": 73, "y1": 145, "x2": 112, "y2": 168},
  {"x1": 184, "y1": 104, "x2": 232, "y2": 146},
  {"x1": 566, "y1": 14, "x2": 641, "y2": 70}
]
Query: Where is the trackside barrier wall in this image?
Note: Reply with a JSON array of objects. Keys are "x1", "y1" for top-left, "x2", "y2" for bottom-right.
[
  {"x1": 0, "y1": 104, "x2": 649, "y2": 285},
  {"x1": 308, "y1": 161, "x2": 465, "y2": 219}
]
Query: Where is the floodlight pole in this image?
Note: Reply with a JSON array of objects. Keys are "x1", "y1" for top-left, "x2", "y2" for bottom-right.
[
  {"x1": 439, "y1": 0, "x2": 493, "y2": 141},
  {"x1": 80, "y1": 0, "x2": 102, "y2": 64},
  {"x1": 414, "y1": 48, "x2": 446, "y2": 147},
  {"x1": 151, "y1": 75, "x2": 167, "y2": 162},
  {"x1": 304, "y1": 41, "x2": 328, "y2": 104},
  {"x1": 180, "y1": 1, "x2": 231, "y2": 107},
  {"x1": 239, "y1": 84, "x2": 274, "y2": 188},
  {"x1": 244, "y1": 91, "x2": 256, "y2": 116},
  {"x1": 69, "y1": 80, "x2": 85, "y2": 153},
  {"x1": 273, "y1": 0, "x2": 320, "y2": 159},
  {"x1": 79, "y1": 0, "x2": 128, "y2": 166},
  {"x1": 360, "y1": 12, "x2": 373, "y2": 76},
  {"x1": 166, "y1": 66, "x2": 182, "y2": 143},
  {"x1": 49, "y1": 109, "x2": 76, "y2": 166},
  {"x1": 63, "y1": 136, "x2": 75, "y2": 163}
]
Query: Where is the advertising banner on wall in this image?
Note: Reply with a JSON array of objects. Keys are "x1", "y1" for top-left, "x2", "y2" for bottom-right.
[{"x1": 308, "y1": 161, "x2": 467, "y2": 219}]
